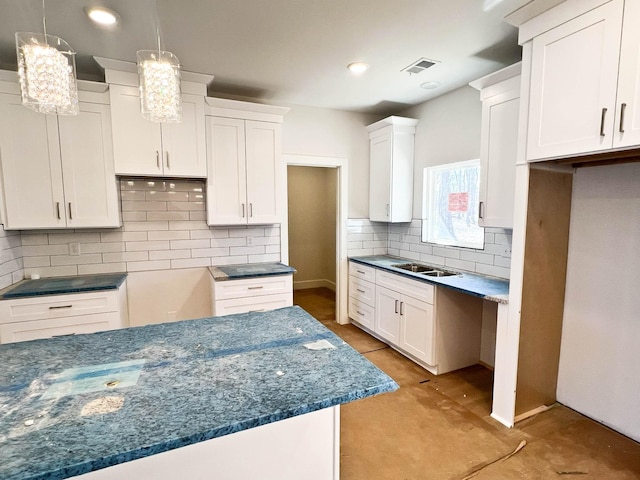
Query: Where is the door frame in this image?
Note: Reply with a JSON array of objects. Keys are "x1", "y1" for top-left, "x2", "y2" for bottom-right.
[{"x1": 281, "y1": 154, "x2": 349, "y2": 325}]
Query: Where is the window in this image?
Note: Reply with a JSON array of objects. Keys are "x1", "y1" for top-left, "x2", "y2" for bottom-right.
[{"x1": 422, "y1": 159, "x2": 484, "y2": 249}]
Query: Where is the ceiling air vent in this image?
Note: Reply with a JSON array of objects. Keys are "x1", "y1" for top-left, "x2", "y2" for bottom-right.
[{"x1": 402, "y1": 58, "x2": 439, "y2": 75}]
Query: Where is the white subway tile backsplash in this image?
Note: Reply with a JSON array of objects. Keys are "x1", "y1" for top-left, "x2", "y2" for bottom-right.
[
  {"x1": 23, "y1": 256, "x2": 50, "y2": 268},
  {"x1": 100, "y1": 231, "x2": 148, "y2": 242},
  {"x1": 147, "y1": 191, "x2": 189, "y2": 202},
  {"x1": 48, "y1": 233, "x2": 101, "y2": 244},
  {"x1": 146, "y1": 211, "x2": 190, "y2": 221},
  {"x1": 24, "y1": 265, "x2": 78, "y2": 278},
  {"x1": 171, "y1": 258, "x2": 211, "y2": 269},
  {"x1": 121, "y1": 211, "x2": 147, "y2": 222},
  {"x1": 211, "y1": 237, "x2": 247, "y2": 248},
  {"x1": 347, "y1": 219, "x2": 511, "y2": 280},
  {"x1": 80, "y1": 242, "x2": 125, "y2": 254},
  {"x1": 170, "y1": 239, "x2": 211, "y2": 250},
  {"x1": 50, "y1": 254, "x2": 102, "y2": 266},
  {"x1": 248, "y1": 253, "x2": 280, "y2": 263},
  {"x1": 169, "y1": 220, "x2": 208, "y2": 231},
  {"x1": 103, "y1": 251, "x2": 149, "y2": 263},
  {"x1": 22, "y1": 244, "x2": 70, "y2": 256},
  {"x1": 78, "y1": 263, "x2": 126, "y2": 275},
  {"x1": 191, "y1": 247, "x2": 230, "y2": 258},
  {"x1": 147, "y1": 231, "x2": 191, "y2": 241},
  {"x1": 149, "y1": 249, "x2": 192, "y2": 261},
  {"x1": 230, "y1": 245, "x2": 265, "y2": 256},
  {"x1": 124, "y1": 221, "x2": 169, "y2": 232},
  {"x1": 20, "y1": 234, "x2": 48, "y2": 246},
  {"x1": 126, "y1": 260, "x2": 171, "y2": 272},
  {"x1": 189, "y1": 211, "x2": 206, "y2": 221},
  {"x1": 125, "y1": 240, "x2": 170, "y2": 252}
]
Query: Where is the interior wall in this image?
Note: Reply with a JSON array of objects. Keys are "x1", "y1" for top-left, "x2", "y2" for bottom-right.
[
  {"x1": 400, "y1": 85, "x2": 483, "y2": 219},
  {"x1": 281, "y1": 104, "x2": 376, "y2": 218},
  {"x1": 287, "y1": 166, "x2": 336, "y2": 290},
  {"x1": 557, "y1": 162, "x2": 640, "y2": 443}
]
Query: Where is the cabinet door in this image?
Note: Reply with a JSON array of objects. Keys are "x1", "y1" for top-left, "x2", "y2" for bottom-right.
[
  {"x1": 399, "y1": 295, "x2": 435, "y2": 365},
  {"x1": 526, "y1": 0, "x2": 624, "y2": 160},
  {"x1": 375, "y1": 286, "x2": 400, "y2": 345},
  {"x1": 161, "y1": 94, "x2": 206, "y2": 177},
  {"x1": 245, "y1": 120, "x2": 282, "y2": 224},
  {"x1": 614, "y1": 0, "x2": 640, "y2": 148},
  {"x1": 0, "y1": 94, "x2": 65, "y2": 229},
  {"x1": 206, "y1": 116, "x2": 247, "y2": 225},
  {"x1": 58, "y1": 102, "x2": 121, "y2": 227},
  {"x1": 109, "y1": 84, "x2": 163, "y2": 175},
  {"x1": 479, "y1": 86, "x2": 519, "y2": 228},
  {"x1": 369, "y1": 129, "x2": 392, "y2": 221}
]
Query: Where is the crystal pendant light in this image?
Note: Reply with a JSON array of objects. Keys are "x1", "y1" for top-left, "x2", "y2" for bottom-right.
[
  {"x1": 136, "y1": 1, "x2": 182, "y2": 124},
  {"x1": 15, "y1": 1, "x2": 78, "y2": 115},
  {"x1": 137, "y1": 50, "x2": 182, "y2": 123}
]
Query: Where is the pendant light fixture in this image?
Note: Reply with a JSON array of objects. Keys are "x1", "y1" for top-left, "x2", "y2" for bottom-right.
[
  {"x1": 137, "y1": 0, "x2": 182, "y2": 123},
  {"x1": 15, "y1": 0, "x2": 78, "y2": 115}
]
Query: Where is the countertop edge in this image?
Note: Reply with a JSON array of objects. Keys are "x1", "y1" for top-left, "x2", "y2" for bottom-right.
[
  {"x1": 47, "y1": 381, "x2": 398, "y2": 479},
  {"x1": 0, "y1": 273, "x2": 128, "y2": 300}
]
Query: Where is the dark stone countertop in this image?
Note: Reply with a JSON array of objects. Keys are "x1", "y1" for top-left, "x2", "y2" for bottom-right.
[
  {"x1": 209, "y1": 262, "x2": 296, "y2": 281},
  {"x1": 0, "y1": 306, "x2": 397, "y2": 480},
  {"x1": 350, "y1": 255, "x2": 509, "y2": 304},
  {"x1": 0, "y1": 273, "x2": 127, "y2": 300}
]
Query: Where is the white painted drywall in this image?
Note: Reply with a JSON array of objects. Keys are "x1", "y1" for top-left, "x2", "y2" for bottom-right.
[
  {"x1": 400, "y1": 86, "x2": 482, "y2": 219},
  {"x1": 281, "y1": 104, "x2": 376, "y2": 218},
  {"x1": 557, "y1": 162, "x2": 640, "y2": 442}
]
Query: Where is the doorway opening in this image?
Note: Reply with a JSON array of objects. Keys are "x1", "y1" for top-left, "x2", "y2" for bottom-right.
[{"x1": 281, "y1": 154, "x2": 348, "y2": 324}]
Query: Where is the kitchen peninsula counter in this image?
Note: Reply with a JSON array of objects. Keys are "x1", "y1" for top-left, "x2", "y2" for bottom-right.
[{"x1": 0, "y1": 306, "x2": 397, "y2": 480}]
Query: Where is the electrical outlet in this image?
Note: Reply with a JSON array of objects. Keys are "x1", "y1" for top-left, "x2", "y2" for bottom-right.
[
  {"x1": 247, "y1": 237, "x2": 254, "y2": 246},
  {"x1": 69, "y1": 242, "x2": 80, "y2": 256}
]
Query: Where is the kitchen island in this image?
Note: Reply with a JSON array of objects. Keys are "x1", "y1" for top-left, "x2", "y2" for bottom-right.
[{"x1": 0, "y1": 306, "x2": 397, "y2": 480}]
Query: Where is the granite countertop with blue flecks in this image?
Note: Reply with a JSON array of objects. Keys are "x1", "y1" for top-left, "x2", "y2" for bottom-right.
[
  {"x1": 0, "y1": 306, "x2": 397, "y2": 480},
  {"x1": 0, "y1": 273, "x2": 127, "y2": 300},
  {"x1": 209, "y1": 262, "x2": 296, "y2": 281},
  {"x1": 350, "y1": 255, "x2": 509, "y2": 304}
]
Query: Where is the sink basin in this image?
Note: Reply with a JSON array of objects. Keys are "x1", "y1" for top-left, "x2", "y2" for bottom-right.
[
  {"x1": 421, "y1": 270, "x2": 456, "y2": 277},
  {"x1": 391, "y1": 263, "x2": 432, "y2": 273}
]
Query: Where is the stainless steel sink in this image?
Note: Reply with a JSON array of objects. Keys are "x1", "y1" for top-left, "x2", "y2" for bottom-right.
[
  {"x1": 421, "y1": 270, "x2": 456, "y2": 277},
  {"x1": 391, "y1": 263, "x2": 432, "y2": 273}
]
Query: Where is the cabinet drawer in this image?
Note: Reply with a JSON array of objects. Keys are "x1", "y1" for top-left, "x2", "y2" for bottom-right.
[
  {"x1": 0, "y1": 311, "x2": 122, "y2": 344},
  {"x1": 212, "y1": 275, "x2": 292, "y2": 301},
  {"x1": 213, "y1": 293, "x2": 292, "y2": 316},
  {"x1": 376, "y1": 270, "x2": 434, "y2": 304},
  {"x1": 349, "y1": 262, "x2": 376, "y2": 283},
  {"x1": 348, "y1": 297, "x2": 375, "y2": 331},
  {"x1": 349, "y1": 276, "x2": 375, "y2": 307},
  {"x1": 0, "y1": 291, "x2": 119, "y2": 323}
]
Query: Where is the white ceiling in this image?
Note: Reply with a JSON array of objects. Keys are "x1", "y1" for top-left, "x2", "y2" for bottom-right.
[{"x1": 0, "y1": 0, "x2": 526, "y2": 115}]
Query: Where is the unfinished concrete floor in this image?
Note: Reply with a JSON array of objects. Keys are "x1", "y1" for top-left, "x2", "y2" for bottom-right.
[{"x1": 294, "y1": 287, "x2": 640, "y2": 480}]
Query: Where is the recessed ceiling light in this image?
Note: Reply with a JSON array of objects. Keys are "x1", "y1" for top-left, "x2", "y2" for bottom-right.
[
  {"x1": 420, "y1": 81, "x2": 441, "y2": 90},
  {"x1": 86, "y1": 6, "x2": 119, "y2": 26},
  {"x1": 347, "y1": 62, "x2": 369, "y2": 75}
]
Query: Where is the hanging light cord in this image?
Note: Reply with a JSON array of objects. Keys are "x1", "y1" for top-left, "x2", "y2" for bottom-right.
[
  {"x1": 155, "y1": 0, "x2": 162, "y2": 55},
  {"x1": 42, "y1": 0, "x2": 48, "y2": 44}
]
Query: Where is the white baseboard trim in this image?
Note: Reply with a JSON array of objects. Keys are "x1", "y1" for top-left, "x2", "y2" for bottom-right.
[{"x1": 294, "y1": 279, "x2": 336, "y2": 291}]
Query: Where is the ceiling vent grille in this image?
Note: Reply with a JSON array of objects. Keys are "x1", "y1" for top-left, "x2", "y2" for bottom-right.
[{"x1": 402, "y1": 58, "x2": 439, "y2": 75}]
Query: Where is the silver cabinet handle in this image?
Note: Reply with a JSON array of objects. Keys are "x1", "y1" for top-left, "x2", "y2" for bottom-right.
[
  {"x1": 386, "y1": 203, "x2": 390, "y2": 217},
  {"x1": 165, "y1": 151, "x2": 170, "y2": 169},
  {"x1": 156, "y1": 151, "x2": 160, "y2": 168},
  {"x1": 400, "y1": 301, "x2": 404, "y2": 316},
  {"x1": 356, "y1": 310, "x2": 365, "y2": 316},
  {"x1": 250, "y1": 203, "x2": 253, "y2": 218},
  {"x1": 249, "y1": 309, "x2": 265, "y2": 313},
  {"x1": 241, "y1": 203, "x2": 245, "y2": 218},
  {"x1": 56, "y1": 202, "x2": 61, "y2": 220},
  {"x1": 248, "y1": 286, "x2": 264, "y2": 290},
  {"x1": 357, "y1": 288, "x2": 365, "y2": 293},
  {"x1": 395, "y1": 300, "x2": 399, "y2": 314},
  {"x1": 49, "y1": 305, "x2": 73, "y2": 310},
  {"x1": 68, "y1": 202, "x2": 72, "y2": 220},
  {"x1": 357, "y1": 270, "x2": 365, "y2": 274},
  {"x1": 620, "y1": 103, "x2": 627, "y2": 133},
  {"x1": 479, "y1": 201, "x2": 484, "y2": 219},
  {"x1": 600, "y1": 107, "x2": 607, "y2": 137}
]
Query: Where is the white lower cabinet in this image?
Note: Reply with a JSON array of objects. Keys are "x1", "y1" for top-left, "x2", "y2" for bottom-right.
[
  {"x1": 0, "y1": 284, "x2": 128, "y2": 344},
  {"x1": 211, "y1": 275, "x2": 293, "y2": 316},
  {"x1": 348, "y1": 261, "x2": 482, "y2": 375}
]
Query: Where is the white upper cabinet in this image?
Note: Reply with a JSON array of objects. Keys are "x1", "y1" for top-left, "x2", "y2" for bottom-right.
[
  {"x1": 367, "y1": 116, "x2": 418, "y2": 223},
  {"x1": 522, "y1": 0, "x2": 640, "y2": 160},
  {"x1": 0, "y1": 92, "x2": 120, "y2": 229},
  {"x1": 470, "y1": 63, "x2": 521, "y2": 228},
  {"x1": 205, "y1": 97, "x2": 288, "y2": 226},
  {"x1": 109, "y1": 84, "x2": 206, "y2": 177}
]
